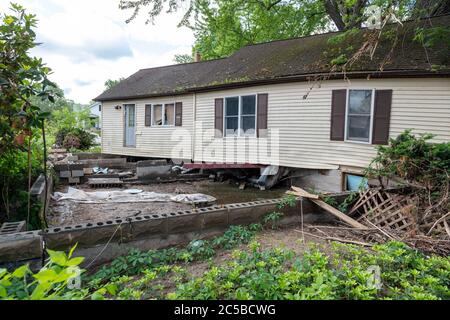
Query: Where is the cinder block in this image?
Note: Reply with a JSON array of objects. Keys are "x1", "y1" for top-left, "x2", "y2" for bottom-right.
[
  {"x1": 59, "y1": 170, "x2": 71, "y2": 178},
  {"x1": 83, "y1": 168, "x2": 93, "y2": 175},
  {"x1": 71, "y1": 170, "x2": 84, "y2": 177},
  {"x1": 68, "y1": 177, "x2": 80, "y2": 184},
  {"x1": 0, "y1": 232, "x2": 43, "y2": 262},
  {"x1": 166, "y1": 212, "x2": 202, "y2": 234}
]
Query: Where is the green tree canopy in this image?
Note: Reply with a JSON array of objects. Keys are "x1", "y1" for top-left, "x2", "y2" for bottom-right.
[
  {"x1": 0, "y1": 3, "x2": 56, "y2": 154},
  {"x1": 104, "y1": 78, "x2": 125, "y2": 90},
  {"x1": 119, "y1": 0, "x2": 450, "y2": 62}
]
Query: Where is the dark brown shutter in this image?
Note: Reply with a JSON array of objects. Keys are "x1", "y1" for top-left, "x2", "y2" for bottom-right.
[
  {"x1": 214, "y1": 98, "x2": 224, "y2": 138},
  {"x1": 145, "y1": 104, "x2": 152, "y2": 126},
  {"x1": 330, "y1": 89, "x2": 347, "y2": 141},
  {"x1": 175, "y1": 102, "x2": 182, "y2": 126},
  {"x1": 372, "y1": 89, "x2": 392, "y2": 145},
  {"x1": 257, "y1": 94, "x2": 268, "y2": 137}
]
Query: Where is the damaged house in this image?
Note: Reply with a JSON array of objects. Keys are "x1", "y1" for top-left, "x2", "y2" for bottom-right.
[{"x1": 94, "y1": 15, "x2": 450, "y2": 192}]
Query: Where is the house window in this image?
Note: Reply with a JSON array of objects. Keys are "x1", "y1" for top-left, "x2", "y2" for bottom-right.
[
  {"x1": 224, "y1": 95, "x2": 256, "y2": 137},
  {"x1": 153, "y1": 104, "x2": 163, "y2": 126},
  {"x1": 151, "y1": 103, "x2": 176, "y2": 126},
  {"x1": 99, "y1": 105, "x2": 101, "y2": 112},
  {"x1": 346, "y1": 89, "x2": 373, "y2": 143},
  {"x1": 164, "y1": 103, "x2": 175, "y2": 126}
]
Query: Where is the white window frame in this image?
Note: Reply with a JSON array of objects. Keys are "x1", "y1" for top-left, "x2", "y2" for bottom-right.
[
  {"x1": 223, "y1": 94, "x2": 257, "y2": 138},
  {"x1": 344, "y1": 88, "x2": 375, "y2": 144},
  {"x1": 150, "y1": 102, "x2": 176, "y2": 127}
]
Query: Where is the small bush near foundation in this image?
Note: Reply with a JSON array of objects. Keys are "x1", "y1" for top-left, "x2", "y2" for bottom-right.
[
  {"x1": 263, "y1": 211, "x2": 284, "y2": 229},
  {"x1": 88, "y1": 224, "x2": 262, "y2": 286}
]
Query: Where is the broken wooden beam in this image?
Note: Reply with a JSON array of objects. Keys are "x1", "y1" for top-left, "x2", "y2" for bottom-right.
[
  {"x1": 287, "y1": 186, "x2": 368, "y2": 229},
  {"x1": 310, "y1": 198, "x2": 368, "y2": 229},
  {"x1": 287, "y1": 186, "x2": 319, "y2": 199}
]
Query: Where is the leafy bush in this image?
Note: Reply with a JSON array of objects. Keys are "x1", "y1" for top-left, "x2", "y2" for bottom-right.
[
  {"x1": 168, "y1": 241, "x2": 450, "y2": 300},
  {"x1": 262, "y1": 211, "x2": 284, "y2": 229},
  {"x1": 366, "y1": 130, "x2": 449, "y2": 186},
  {"x1": 0, "y1": 142, "x2": 43, "y2": 228},
  {"x1": 88, "y1": 224, "x2": 262, "y2": 286},
  {"x1": 212, "y1": 225, "x2": 258, "y2": 250},
  {"x1": 0, "y1": 245, "x2": 86, "y2": 300},
  {"x1": 57, "y1": 128, "x2": 95, "y2": 150}
]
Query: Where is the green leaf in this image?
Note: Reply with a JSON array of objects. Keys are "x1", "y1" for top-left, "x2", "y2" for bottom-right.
[
  {"x1": 34, "y1": 269, "x2": 58, "y2": 283},
  {"x1": 105, "y1": 283, "x2": 118, "y2": 296},
  {"x1": 4, "y1": 16, "x2": 14, "y2": 25},
  {"x1": 0, "y1": 268, "x2": 7, "y2": 279},
  {"x1": 66, "y1": 256, "x2": 84, "y2": 267},
  {"x1": 91, "y1": 291, "x2": 105, "y2": 300},
  {"x1": 68, "y1": 243, "x2": 78, "y2": 258},
  {"x1": 0, "y1": 285, "x2": 7, "y2": 298},
  {"x1": 46, "y1": 249, "x2": 67, "y2": 266},
  {"x1": 30, "y1": 282, "x2": 51, "y2": 300},
  {"x1": 12, "y1": 265, "x2": 29, "y2": 278}
]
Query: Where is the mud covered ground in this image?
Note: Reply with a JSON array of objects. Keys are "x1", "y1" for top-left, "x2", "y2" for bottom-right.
[{"x1": 48, "y1": 180, "x2": 289, "y2": 226}]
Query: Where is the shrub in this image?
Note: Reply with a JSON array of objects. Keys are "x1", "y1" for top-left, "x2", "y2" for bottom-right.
[
  {"x1": 58, "y1": 128, "x2": 95, "y2": 150},
  {"x1": 169, "y1": 241, "x2": 450, "y2": 300},
  {"x1": 0, "y1": 245, "x2": 87, "y2": 300},
  {"x1": 63, "y1": 134, "x2": 81, "y2": 150}
]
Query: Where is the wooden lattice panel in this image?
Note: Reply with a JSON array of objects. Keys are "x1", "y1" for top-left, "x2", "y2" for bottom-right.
[{"x1": 350, "y1": 188, "x2": 418, "y2": 232}]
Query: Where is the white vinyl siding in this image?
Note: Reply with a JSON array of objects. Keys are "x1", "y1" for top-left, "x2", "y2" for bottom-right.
[
  {"x1": 193, "y1": 78, "x2": 450, "y2": 169},
  {"x1": 101, "y1": 78, "x2": 450, "y2": 168},
  {"x1": 102, "y1": 94, "x2": 193, "y2": 159}
]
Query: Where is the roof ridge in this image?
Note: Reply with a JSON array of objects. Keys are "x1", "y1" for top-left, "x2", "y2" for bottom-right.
[
  {"x1": 137, "y1": 56, "x2": 227, "y2": 72},
  {"x1": 237, "y1": 13, "x2": 450, "y2": 50}
]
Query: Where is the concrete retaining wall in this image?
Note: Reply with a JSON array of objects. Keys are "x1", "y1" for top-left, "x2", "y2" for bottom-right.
[{"x1": 0, "y1": 197, "x2": 333, "y2": 268}]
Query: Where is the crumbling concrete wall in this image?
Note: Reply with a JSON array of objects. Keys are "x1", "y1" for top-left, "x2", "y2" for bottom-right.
[
  {"x1": 0, "y1": 197, "x2": 334, "y2": 267},
  {"x1": 136, "y1": 159, "x2": 174, "y2": 180}
]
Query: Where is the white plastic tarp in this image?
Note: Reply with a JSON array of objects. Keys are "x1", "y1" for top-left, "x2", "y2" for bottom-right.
[{"x1": 52, "y1": 187, "x2": 216, "y2": 204}]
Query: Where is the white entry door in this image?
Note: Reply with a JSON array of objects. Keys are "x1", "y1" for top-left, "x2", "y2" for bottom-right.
[{"x1": 124, "y1": 104, "x2": 136, "y2": 147}]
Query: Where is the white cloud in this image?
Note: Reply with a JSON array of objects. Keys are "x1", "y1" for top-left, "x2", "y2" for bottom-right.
[{"x1": 0, "y1": 0, "x2": 195, "y2": 103}]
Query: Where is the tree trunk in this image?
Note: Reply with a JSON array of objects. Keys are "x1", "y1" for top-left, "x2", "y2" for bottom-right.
[{"x1": 324, "y1": 0, "x2": 346, "y2": 31}]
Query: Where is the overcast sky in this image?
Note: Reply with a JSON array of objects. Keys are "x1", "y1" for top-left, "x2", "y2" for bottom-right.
[{"x1": 0, "y1": 0, "x2": 195, "y2": 104}]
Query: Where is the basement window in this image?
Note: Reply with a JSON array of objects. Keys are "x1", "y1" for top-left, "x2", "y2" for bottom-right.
[
  {"x1": 224, "y1": 95, "x2": 256, "y2": 137},
  {"x1": 345, "y1": 89, "x2": 374, "y2": 143},
  {"x1": 344, "y1": 173, "x2": 368, "y2": 191}
]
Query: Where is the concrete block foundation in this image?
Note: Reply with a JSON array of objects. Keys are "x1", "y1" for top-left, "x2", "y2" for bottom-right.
[{"x1": 0, "y1": 195, "x2": 340, "y2": 267}]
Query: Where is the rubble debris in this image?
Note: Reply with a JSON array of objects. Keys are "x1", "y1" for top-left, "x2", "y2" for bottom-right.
[
  {"x1": 0, "y1": 221, "x2": 26, "y2": 235},
  {"x1": 307, "y1": 186, "x2": 450, "y2": 255},
  {"x1": 88, "y1": 177, "x2": 123, "y2": 188},
  {"x1": 93, "y1": 167, "x2": 109, "y2": 174}
]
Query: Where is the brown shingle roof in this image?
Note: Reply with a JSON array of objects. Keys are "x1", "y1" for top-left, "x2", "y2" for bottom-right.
[{"x1": 95, "y1": 15, "x2": 450, "y2": 101}]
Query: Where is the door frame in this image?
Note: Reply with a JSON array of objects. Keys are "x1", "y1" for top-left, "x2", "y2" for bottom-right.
[{"x1": 123, "y1": 104, "x2": 136, "y2": 147}]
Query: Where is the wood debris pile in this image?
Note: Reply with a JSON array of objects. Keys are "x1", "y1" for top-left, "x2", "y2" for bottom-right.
[{"x1": 288, "y1": 186, "x2": 450, "y2": 256}]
